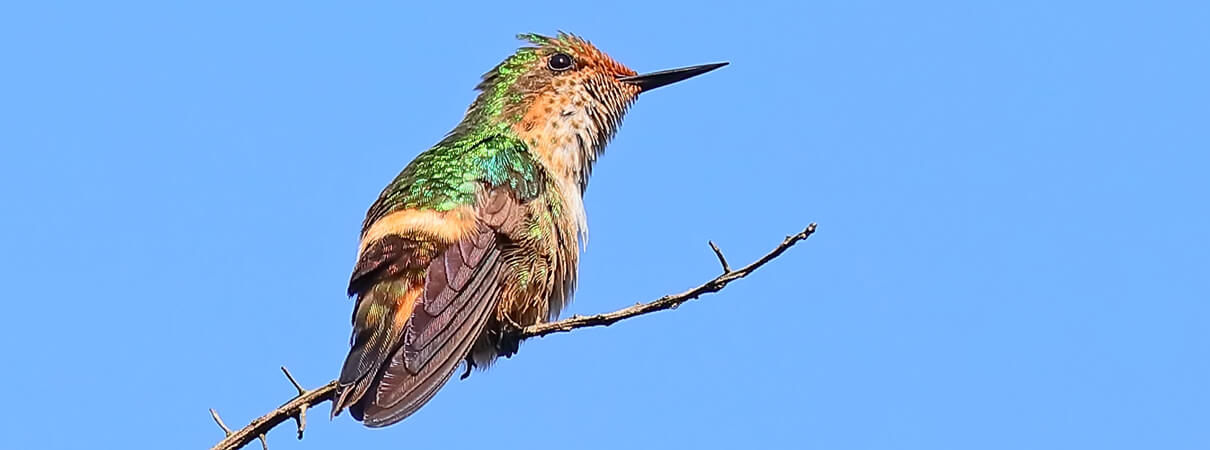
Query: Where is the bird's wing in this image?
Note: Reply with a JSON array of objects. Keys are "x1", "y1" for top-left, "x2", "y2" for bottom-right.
[{"x1": 333, "y1": 187, "x2": 528, "y2": 427}]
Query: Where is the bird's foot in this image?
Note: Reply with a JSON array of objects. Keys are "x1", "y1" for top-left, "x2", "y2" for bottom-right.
[
  {"x1": 496, "y1": 317, "x2": 524, "y2": 359},
  {"x1": 460, "y1": 354, "x2": 475, "y2": 380}
]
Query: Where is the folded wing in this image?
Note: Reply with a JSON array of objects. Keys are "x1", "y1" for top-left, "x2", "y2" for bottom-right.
[{"x1": 333, "y1": 188, "x2": 525, "y2": 427}]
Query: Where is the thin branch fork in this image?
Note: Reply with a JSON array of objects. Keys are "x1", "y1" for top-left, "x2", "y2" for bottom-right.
[
  {"x1": 708, "y1": 240, "x2": 732, "y2": 273},
  {"x1": 210, "y1": 223, "x2": 817, "y2": 450},
  {"x1": 210, "y1": 371, "x2": 337, "y2": 450},
  {"x1": 521, "y1": 223, "x2": 816, "y2": 338}
]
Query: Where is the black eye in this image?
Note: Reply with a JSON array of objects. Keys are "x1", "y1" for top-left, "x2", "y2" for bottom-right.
[{"x1": 548, "y1": 53, "x2": 574, "y2": 71}]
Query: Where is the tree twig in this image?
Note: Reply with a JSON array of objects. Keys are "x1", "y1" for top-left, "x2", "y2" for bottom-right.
[
  {"x1": 521, "y1": 224, "x2": 816, "y2": 338},
  {"x1": 209, "y1": 376, "x2": 337, "y2": 450},
  {"x1": 708, "y1": 240, "x2": 732, "y2": 273},
  {"x1": 209, "y1": 224, "x2": 816, "y2": 450},
  {"x1": 210, "y1": 409, "x2": 233, "y2": 436}
]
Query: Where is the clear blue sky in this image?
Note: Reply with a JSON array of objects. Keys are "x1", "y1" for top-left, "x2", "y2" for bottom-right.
[{"x1": 1, "y1": 1, "x2": 1206, "y2": 449}]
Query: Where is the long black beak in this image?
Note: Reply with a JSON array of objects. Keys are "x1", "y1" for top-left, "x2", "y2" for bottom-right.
[{"x1": 618, "y1": 62, "x2": 728, "y2": 92}]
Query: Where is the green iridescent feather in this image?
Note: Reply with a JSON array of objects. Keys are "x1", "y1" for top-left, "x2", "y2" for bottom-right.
[
  {"x1": 363, "y1": 133, "x2": 546, "y2": 226},
  {"x1": 361, "y1": 36, "x2": 564, "y2": 230}
]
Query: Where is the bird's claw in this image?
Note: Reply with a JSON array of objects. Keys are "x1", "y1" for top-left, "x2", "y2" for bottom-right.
[
  {"x1": 460, "y1": 354, "x2": 475, "y2": 380},
  {"x1": 496, "y1": 318, "x2": 524, "y2": 358}
]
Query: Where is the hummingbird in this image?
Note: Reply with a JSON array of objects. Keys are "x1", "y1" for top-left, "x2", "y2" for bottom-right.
[{"x1": 332, "y1": 32, "x2": 726, "y2": 427}]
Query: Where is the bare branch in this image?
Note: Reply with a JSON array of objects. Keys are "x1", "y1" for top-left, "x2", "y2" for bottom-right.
[
  {"x1": 210, "y1": 409, "x2": 233, "y2": 436},
  {"x1": 521, "y1": 224, "x2": 816, "y2": 338},
  {"x1": 708, "y1": 240, "x2": 732, "y2": 273},
  {"x1": 209, "y1": 381, "x2": 337, "y2": 450},
  {"x1": 209, "y1": 224, "x2": 816, "y2": 450},
  {"x1": 294, "y1": 405, "x2": 307, "y2": 440},
  {"x1": 280, "y1": 366, "x2": 305, "y2": 396}
]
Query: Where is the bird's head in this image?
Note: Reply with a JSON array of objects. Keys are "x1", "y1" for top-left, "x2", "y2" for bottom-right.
[{"x1": 457, "y1": 32, "x2": 726, "y2": 192}]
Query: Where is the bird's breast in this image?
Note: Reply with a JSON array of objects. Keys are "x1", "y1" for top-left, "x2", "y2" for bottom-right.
[{"x1": 513, "y1": 96, "x2": 600, "y2": 244}]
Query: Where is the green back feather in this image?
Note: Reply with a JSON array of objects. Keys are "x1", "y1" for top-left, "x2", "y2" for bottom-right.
[{"x1": 362, "y1": 35, "x2": 582, "y2": 231}]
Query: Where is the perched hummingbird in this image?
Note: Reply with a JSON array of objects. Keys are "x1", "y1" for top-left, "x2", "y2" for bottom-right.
[{"x1": 333, "y1": 32, "x2": 726, "y2": 427}]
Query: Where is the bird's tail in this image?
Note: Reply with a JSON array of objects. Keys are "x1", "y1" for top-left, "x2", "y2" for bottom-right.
[{"x1": 332, "y1": 277, "x2": 422, "y2": 418}]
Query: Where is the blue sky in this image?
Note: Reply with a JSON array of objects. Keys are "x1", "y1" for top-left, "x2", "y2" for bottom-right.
[{"x1": 1, "y1": 1, "x2": 1206, "y2": 449}]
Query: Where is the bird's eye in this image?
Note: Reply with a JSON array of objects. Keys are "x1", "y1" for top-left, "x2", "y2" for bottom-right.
[{"x1": 548, "y1": 53, "x2": 574, "y2": 71}]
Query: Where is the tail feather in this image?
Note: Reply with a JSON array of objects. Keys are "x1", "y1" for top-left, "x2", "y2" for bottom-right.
[{"x1": 333, "y1": 278, "x2": 421, "y2": 417}]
